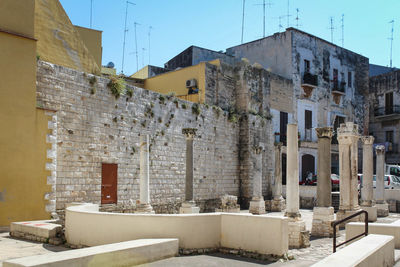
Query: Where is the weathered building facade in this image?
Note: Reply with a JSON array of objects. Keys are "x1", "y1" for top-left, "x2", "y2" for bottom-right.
[
  {"x1": 227, "y1": 28, "x2": 369, "y2": 180},
  {"x1": 369, "y1": 70, "x2": 400, "y2": 164}
]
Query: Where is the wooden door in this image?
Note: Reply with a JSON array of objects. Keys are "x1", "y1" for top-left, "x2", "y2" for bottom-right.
[{"x1": 101, "y1": 163, "x2": 117, "y2": 204}]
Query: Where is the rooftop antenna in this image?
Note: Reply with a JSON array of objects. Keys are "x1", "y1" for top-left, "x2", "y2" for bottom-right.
[
  {"x1": 295, "y1": 8, "x2": 300, "y2": 28},
  {"x1": 340, "y1": 14, "x2": 344, "y2": 47},
  {"x1": 286, "y1": 0, "x2": 290, "y2": 28},
  {"x1": 121, "y1": 1, "x2": 135, "y2": 74},
  {"x1": 142, "y1": 48, "x2": 146, "y2": 68},
  {"x1": 148, "y1": 26, "x2": 153, "y2": 65},
  {"x1": 134, "y1": 22, "x2": 141, "y2": 72},
  {"x1": 273, "y1": 15, "x2": 285, "y2": 32},
  {"x1": 389, "y1": 19, "x2": 394, "y2": 68},
  {"x1": 241, "y1": 0, "x2": 246, "y2": 43},
  {"x1": 329, "y1": 17, "x2": 335, "y2": 43},
  {"x1": 254, "y1": 0, "x2": 273, "y2": 38},
  {"x1": 90, "y1": 0, "x2": 93, "y2": 28}
]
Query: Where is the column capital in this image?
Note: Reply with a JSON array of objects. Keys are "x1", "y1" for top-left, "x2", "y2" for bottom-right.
[
  {"x1": 337, "y1": 122, "x2": 359, "y2": 136},
  {"x1": 275, "y1": 142, "x2": 283, "y2": 149},
  {"x1": 182, "y1": 128, "x2": 197, "y2": 139},
  {"x1": 376, "y1": 145, "x2": 385, "y2": 155},
  {"x1": 361, "y1": 136, "x2": 374, "y2": 145},
  {"x1": 315, "y1": 127, "x2": 333, "y2": 139},
  {"x1": 252, "y1": 145, "x2": 264, "y2": 154}
]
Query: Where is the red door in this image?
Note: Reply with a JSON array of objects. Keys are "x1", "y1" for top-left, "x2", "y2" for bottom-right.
[{"x1": 101, "y1": 163, "x2": 117, "y2": 204}]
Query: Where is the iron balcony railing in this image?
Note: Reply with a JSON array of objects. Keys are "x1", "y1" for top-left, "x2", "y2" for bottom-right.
[
  {"x1": 374, "y1": 105, "x2": 400, "y2": 117},
  {"x1": 332, "y1": 80, "x2": 346, "y2": 93},
  {"x1": 302, "y1": 72, "x2": 318, "y2": 87}
]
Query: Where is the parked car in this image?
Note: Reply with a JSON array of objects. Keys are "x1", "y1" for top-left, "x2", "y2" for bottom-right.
[
  {"x1": 372, "y1": 174, "x2": 400, "y2": 189},
  {"x1": 299, "y1": 174, "x2": 340, "y2": 191},
  {"x1": 386, "y1": 165, "x2": 400, "y2": 177}
]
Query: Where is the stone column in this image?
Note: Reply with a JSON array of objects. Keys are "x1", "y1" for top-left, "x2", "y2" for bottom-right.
[
  {"x1": 312, "y1": 127, "x2": 335, "y2": 237},
  {"x1": 180, "y1": 128, "x2": 200, "y2": 214},
  {"x1": 271, "y1": 143, "x2": 285, "y2": 211},
  {"x1": 336, "y1": 122, "x2": 362, "y2": 223},
  {"x1": 375, "y1": 145, "x2": 389, "y2": 217},
  {"x1": 285, "y1": 124, "x2": 310, "y2": 248},
  {"x1": 360, "y1": 136, "x2": 377, "y2": 221},
  {"x1": 135, "y1": 134, "x2": 154, "y2": 213},
  {"x1": 249, "y1": 145, "x2": 266, "y2": 215}
]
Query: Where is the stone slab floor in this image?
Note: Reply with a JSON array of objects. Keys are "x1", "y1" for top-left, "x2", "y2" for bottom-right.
[{"x1": 2, "y1": 210, "x2": 400, "y2": 267}]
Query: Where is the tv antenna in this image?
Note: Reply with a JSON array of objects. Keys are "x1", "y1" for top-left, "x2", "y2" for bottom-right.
[
  {"x1": 340, "y1": 14, "x2": 344, "y2": 47},
  {"x1": 389, "y1": 19, "x2": 394, "y2": 68},
  {"x1": 148, "y1": 26, "x2": 153, "y2": 65},
  {"x1": 90, "y1": 0, "x2": 93, "y2": 28},
  {"x1": 241, "y1": 0, "x2": 246, "y2": 43},
  {"x1": 295, "y1": 8, "x2": 301, "y2": 28},
  {"x1": 273, "y1": 15, "x2": 285, "y2": 32},
  {"x1": 142, "y1": 48, "x2": 146, "y2": 68},
  {"x1": 286, "y1": 0, "x2": 290, "y2": 28},
  {"x1": 328, "y1": 17, "x2": 335, "y2": 43},
  {"x1": 254, "y1": 0, "x2": 273, "y2": 38},
  {"x1": 134, "y1": 22, "x2": 141, "y2": 72},
  {"x1": 121, "y1": 1, "x2": 135, "y2": 74}
]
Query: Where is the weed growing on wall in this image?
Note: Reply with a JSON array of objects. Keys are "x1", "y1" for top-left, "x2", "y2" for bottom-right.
[
  {"x1": 192, "y1": 103, "x2": 201, "y2": 116},
  {"x1": 126, "y1": 88, "x2": 133, "y2": 98},
  {"x1": 107, "y1": 76, "x2": 126, "y2": 99}
]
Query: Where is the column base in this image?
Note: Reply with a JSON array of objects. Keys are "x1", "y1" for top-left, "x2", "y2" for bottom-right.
[
  {"x1": 311, "y1": 207, "x2": 335, "y2": 237},
  {"x1": 134, "y1": 203, "x2": 155, "y2": 214},
  {"x1": 336, "y1": 209, "x2": 364, "y2": 228},
  {"x1": 249, "y1": 197, "x2": 266, "y2": 215},
  {"x1": 267, "y1": 197, "x2": 286, "y2": 212},
  {"x1": 179, "y1": 201, "x2": 200, "y2": 214},
  {"x1": 287, "y1": 217, "x2": 310, "y2": 248},
  {"x1": 376, "y1": 203, "x2": 389, "y2": 217},
  {"x1": 360, "y1": 205, "x2": 377, "y2": 222}
]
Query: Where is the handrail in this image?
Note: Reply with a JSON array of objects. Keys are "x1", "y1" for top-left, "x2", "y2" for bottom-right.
[{"x1": 332, "y1": 210, "x2": 368, "y2": 253}]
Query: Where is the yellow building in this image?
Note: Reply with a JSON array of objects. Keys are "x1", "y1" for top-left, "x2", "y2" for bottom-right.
[
  {"x1": 0, "y1": 0, "x2": 52, "y2": 227},
  {"x1": 141, "y1": 60, "x2": 220, "y2": 103}
]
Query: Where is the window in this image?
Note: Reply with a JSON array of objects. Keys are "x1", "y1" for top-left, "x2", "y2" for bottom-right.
[
  {"x1": 385, "y1": 92, "x2": 394, "y2": 114},
  {"x1": 347, "y1": 71, "x2": 352, "y2": 88},
  {"x1": 386, "y1": 131, "x2": 394, "y2": 143},
  {"x1": 305, "y1": 110, "x2": 312, "y2": 130},
  {"x1": 280, "y1": 112, "x2": 288, "y2": 144},
  {"x1": 304, "y1": 60, "x2": 310, "y2": 73},
  {"x1": 333, "y1": 69, "x2": 338, "y2": 82}
]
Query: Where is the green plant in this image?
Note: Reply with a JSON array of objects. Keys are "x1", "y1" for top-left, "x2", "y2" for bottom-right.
[
  {"x1": 36, "y1": 53, "x2": 41, "y2": 61},
  {"x1": 141, "y1": 120, "x2": 147, "y2": 127},
  {"x1": 166, "y1": 92, "x2": 176, "y2": 100},
  {"x1": 212, "y1": 106, "x2": 222, "y2": 118},
  {"x1": 150, "y1": 103, "x2": 154, "y2": 108},
  {"x1": 170, "y1": 114, "x2": 175, "y2": 119},
  {"x1": 161, "y1": 130, "x2": 165, "y2": 136},
  {"x1": 248, "y1": 108, "x2": 257, "y2": 115},
  {"x1": 181, "y1": 103, "x2": 187, "y2": 109},
  {"x1": 173, "y1": 99, "x2": 179, "y2": 108},
  {"x1": 204, "y1": 103, "x2": 210, "y2": 109},
  {"x1": 88, "y1": 76, "x2": 97, "y2": 86},
  {"x1": 126, "y1": 88, "x2": 133, "y2": 98},
  {"x1": 192, "y1": 103, "x2": 201, "y2": 116},
  {"x1": 90, "y1": 87, "x2": 96, "y2": 95},
  {"x1": 113, "y1": 117, "x2": 118, "y2": 123},
  {"x1": 228, "y1": 112, "x2": 238, "y2": 123},
  {"x1": 107, "y1": 76, "x2": 126, "y2": 99}
]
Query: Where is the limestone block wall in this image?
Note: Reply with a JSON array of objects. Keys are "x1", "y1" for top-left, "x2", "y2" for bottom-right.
[{"x1": 36, "y1": 61, "x2": 242, "y2": 214}]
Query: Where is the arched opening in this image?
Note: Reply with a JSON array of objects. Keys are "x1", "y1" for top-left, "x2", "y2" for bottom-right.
[{"x1": 301, "y1": 154, "x2": 315, "y2": 182}]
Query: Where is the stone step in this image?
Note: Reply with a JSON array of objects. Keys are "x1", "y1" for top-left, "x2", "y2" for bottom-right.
[{"x1": 10, "y1": 220, "x2": 62, "y2": 240}]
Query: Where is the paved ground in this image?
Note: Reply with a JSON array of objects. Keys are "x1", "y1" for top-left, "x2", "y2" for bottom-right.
[{"x1": 2, "y1": 210, "x2": 400, "y2": 267}]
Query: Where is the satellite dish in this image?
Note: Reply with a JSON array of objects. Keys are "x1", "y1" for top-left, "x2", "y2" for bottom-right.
[{"x1": 106, "y1": 62, "x2": 115, "y2": 68}]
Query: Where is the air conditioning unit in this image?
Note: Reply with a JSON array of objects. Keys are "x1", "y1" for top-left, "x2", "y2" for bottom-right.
[{"x1": 186, "y1": 79, "x2": 197, "y2": 88}]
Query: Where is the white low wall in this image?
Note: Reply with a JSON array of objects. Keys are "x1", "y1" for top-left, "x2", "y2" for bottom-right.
[
  {"x1": 65, "y1": 203, "x2": 288, "y2": 256},
  {"x1": 346, "y1": 220, "x2": 400, "y2": 249},
  {"x1": 373, "y1": 189, "x2": 400, "y2": 201},
  {"x1": 282, "y1": 185, "x2": 316, "y2": 198},
  {"x1": 312, "y1": 234, "x2": 394, "y2": 267}
]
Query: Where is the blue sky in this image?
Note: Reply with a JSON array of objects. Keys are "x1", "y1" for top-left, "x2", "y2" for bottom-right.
[{"x1": 60, "y1": 0, "x2": 400, "y2": 75}]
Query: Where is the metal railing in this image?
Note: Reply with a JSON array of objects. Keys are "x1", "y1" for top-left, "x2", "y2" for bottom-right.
[
  {"x1": 374, "y1": 105, "x2": 400, "y2": 116},
  {"x1": 332, "y1": 80, "x2": 346, "y2": 93},
  {"x1": 332, "y1": 210, "x2": 368, "y2": 253},
  {"x1": 302, "y1": 72, "x2": 318, "y2": 87}
]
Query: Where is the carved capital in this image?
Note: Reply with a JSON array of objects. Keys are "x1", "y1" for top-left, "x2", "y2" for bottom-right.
[
  {"x1": 361, "y1": 136, "x2": 374, "y2": 146},
  {"x1": 337, "y1": 122, "x2": 359, "y2": 136},
  {"x1": 315, "y1": 127, "x2": 333, "y2": 139},
  {"x1": 375, "y1": 145, "x2": 385, "y2": 155},
  {"x1": 182, "y1": 128, "x2": 197, "y2": 139},
  {"x1": 252, "y1": 145, "x2": 263, "y2": 154}
]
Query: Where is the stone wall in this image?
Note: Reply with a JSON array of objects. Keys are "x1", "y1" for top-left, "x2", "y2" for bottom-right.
[{"x1": 36, "y1": 60, "x2": 274, "y2": 214}]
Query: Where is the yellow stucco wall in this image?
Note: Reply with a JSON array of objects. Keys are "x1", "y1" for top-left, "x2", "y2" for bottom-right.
[
  {"x1": 0, "y1": 0, "x2": 51, "y2": 226},
  {"x1": 35, "y1": 0, "x2": 100, "y2": 74},
  {"x1": 131, "y1": 66, "x2": 149, "y2": 79},
  {"x1": 74, "y1": 25, "x2": 102, "y2": 69},
  {"x1": 143, "y1": 61, "x2": 222, "y2": 103}
]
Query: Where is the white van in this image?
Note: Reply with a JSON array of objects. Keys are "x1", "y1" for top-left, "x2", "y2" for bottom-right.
[{"x1": 386, "y1": 165, "x2": 400, "y2": 177}]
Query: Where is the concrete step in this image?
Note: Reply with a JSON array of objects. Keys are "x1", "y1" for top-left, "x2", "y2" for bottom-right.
[{"x1": 10, "y1": 220, "x2": 62, "y2": 241}]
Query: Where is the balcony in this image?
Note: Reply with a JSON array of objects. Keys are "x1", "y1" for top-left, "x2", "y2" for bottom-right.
[
  {"x1": 374, "y1": 105, "x2": 400, "y2": 117},
  {"x1": 301, "y1": 73, "x2": 318, "y2": 98},
  {"x1": 332, "y1": 80, "x2": 346, "y2": 94}
]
